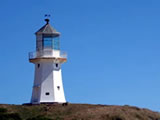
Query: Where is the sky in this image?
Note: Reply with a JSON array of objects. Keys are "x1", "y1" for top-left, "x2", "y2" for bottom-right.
[{"x1": 0, "y1": 0, "x2": 160, "y2": 111}]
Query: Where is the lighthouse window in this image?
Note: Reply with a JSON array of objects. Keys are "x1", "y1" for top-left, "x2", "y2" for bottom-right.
[
  {"x1": 37, "y1": 64, "x2": 40, "y2": 68},
  {"x1": 45, "y1": 92, "x2": 50, "y2": 95},
  {"x1": 56, "y1": 63, "x2": 58, "y2": 68},
  {"x1": 53, "y1": 37, "x2": 60, "y2": 50},
  {"x1": 43, "y1": 37, "x2": 53, "y2": 49},
  {"x1": 57, "y1": 86, "x2": 60, "y2": 90}
]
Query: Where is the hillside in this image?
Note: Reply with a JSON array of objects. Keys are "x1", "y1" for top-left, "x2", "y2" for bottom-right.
[{"x1": 0, "y1": 104, "x2": 160, "y2": 120}]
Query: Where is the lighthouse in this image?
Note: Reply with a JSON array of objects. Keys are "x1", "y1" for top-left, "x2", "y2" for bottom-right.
[{"x1": 29, "y1": 18, "x2": 67, "y2": 104}]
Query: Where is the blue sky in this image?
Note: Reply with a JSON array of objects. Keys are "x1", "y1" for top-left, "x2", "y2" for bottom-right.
[{"x1": 0, "y1": 0, "x2": 160, "y2": 111}]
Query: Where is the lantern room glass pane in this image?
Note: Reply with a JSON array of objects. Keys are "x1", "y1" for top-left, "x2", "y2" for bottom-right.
[
  {"x1": 53, "y1": 37, "x2": 60, "y2": 50},
  {"x1": 43, "y1": 36, "x2": 60, "y2": 50},
  {"x1": 43, "y1": 37, "x2": 53, "y2": 49}
]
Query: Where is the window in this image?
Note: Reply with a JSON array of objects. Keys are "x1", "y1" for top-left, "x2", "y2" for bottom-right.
[
  {"x1": 43, "y1": 36, "x2": 60, "y2": 50},
  {"x1": 45, "y1": 92, "x2": 50, "y2": 95},
  {"x1": 53, "y1": 37, "x2": 60, "y2": 50},
  {"x1": 43, "y1": 37, "x2": 53, "y2": 49},
  {"x1": 56, "y1": 63, "x2": 58, "y2": 68},
  {"x1": 37, "y1": 64, "x2": 40, "y2": 68},
  {"x1": 57, "y1": 86, "x2": 60, "y2": 90}
]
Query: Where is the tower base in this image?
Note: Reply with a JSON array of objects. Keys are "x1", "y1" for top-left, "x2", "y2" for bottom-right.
[{"x1": 23, "y1": 102, "x2": 68, "y2": 106}]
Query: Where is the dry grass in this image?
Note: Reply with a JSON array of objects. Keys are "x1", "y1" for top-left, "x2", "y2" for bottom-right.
[{"x1": 0, "y1": 104, "x2": 160, "y2": 120}]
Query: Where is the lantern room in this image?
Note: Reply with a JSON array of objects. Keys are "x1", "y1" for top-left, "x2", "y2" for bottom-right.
[{"x1": 35, "y1": 19, "x2": 61, "y2": 51}]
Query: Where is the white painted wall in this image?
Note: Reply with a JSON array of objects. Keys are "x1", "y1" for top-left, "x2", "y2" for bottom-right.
[{"x1": 31, "y1": 62, "x2": 66, "y2": 104}]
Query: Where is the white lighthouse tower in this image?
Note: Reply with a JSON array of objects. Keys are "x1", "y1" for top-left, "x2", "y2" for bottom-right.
[{"x1": 29, "y1": 18, "x2": 67, "y2": 104}]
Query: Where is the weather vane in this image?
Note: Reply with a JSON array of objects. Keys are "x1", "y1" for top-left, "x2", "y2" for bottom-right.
[
  {"x1": 44, "y1": 14, "x2": 51, "y2": 24},
  {"x1": 45, "y1": 14, "x2": 51, "y2": 19}
]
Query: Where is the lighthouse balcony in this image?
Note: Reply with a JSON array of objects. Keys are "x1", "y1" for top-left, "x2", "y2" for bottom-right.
[{"x1": 29, "y1": 50, "x2": 67, "y2": 63}]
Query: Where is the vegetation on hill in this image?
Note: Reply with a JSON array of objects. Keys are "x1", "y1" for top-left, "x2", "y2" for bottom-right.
[{"x1": 0, "y1": 104, "x2": 160, "y2": 120}]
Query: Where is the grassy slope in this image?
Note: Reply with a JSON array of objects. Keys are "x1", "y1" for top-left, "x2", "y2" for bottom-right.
[{"x1": 0, "y1": 104, "x2": 160, "y2": 120}]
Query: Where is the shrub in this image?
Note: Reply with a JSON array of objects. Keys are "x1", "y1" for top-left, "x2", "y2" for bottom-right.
[
  {"x1": 101, "y1": 114, "x2": 125, "y2": 120},
  {"x1": 0, "y1": 108, "x2": 7, "y2": 114},
  {"x1": 27, "y1": 115, "x2": 52, "y2": 120},
  {"x1": 0, "y1": 113, "x2": 22, "y2": 120}
]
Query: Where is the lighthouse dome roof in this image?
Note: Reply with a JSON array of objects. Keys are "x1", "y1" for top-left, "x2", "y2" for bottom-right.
[{"x1": 35, "y1": 19, "x2": 60, "y2": 37}]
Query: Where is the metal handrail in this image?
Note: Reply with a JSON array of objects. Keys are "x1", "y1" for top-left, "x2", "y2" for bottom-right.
[{"x1": 29, "y1": 50, "x2": 67, "y2": 59}]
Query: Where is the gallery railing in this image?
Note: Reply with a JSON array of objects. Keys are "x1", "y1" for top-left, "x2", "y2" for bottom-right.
[{"x1": 29, "y1": 50, "x2": 67, "y2": 59}]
